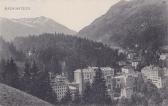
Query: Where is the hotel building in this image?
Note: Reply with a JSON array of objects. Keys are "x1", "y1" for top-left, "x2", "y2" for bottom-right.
[
  {"x1": 50, "y1": 74, "x2": 68, "y2": 101},
  {"x1": 141, "y1": 65, "x2": 168, "y2": 88}
]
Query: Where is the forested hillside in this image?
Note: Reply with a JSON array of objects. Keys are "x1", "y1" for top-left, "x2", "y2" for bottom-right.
[
  {"x1": 0, "y1": 37, "x2": 24, "y2": 61},
  {"x1": 13, "y1": 33, "x2": 123, "y2": 80}
]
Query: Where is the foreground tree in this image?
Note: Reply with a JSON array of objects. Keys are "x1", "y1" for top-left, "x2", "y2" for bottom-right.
[
  {"x1": 36, "y1": 71, "x2": 58, "y2": 104},
  {"x1": 90, "y1": 67, "x2": 111, "y2": 104},
  {"x1": 82, "y1": 82, "x2": 92, "y2": 103},
  {"x1": 21, "y1": 62, "x2": 31, "y2": 92},
  {"x1": 2, "y1": 58, "x2": 20, "y2": 89},
  {"x1": 117, "y1": 97, "x2": 129, "y2": 106},
  {"x1": 73, "y1": 90, "x2": 81, "y2": 104},
  {"x1": 22, "y1": 61, "x2": 57, "y2": 104},
  {"x1": 0, "y1": 59, "x2": 6, "y2": 82}
]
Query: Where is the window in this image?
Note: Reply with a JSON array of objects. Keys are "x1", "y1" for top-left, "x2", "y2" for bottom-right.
[{"x1": 108, "y1": 85, "x2": 111, "y2": 89}]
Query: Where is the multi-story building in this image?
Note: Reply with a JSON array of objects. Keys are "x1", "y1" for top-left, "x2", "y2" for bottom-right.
[
  {"x1": 50, "y1": 74, "x2": 68, "y2": 101},
  {"x1": 68, "y1": 82, "x2": 79, "y2": 101},
  {"x1": 160, "y1": 53, "x2": 168, "y2": 60},
  {"x1": 113, "y1": 74, "x2": 136, "y2": 99},
  {"x1": 121, "y1": 66, "x2": 134, "y2": 74},
  {"x1": 163, "y1": 67, "x2": 168, "y2": 76},
  {"x1": 104, "y1": 75, "x2": 115, "y2": 98},
  {"x1": 141, "y1": 65, "x2": 168, "y2": 88},
  {"x1": 131, "y1": 59, "x2": 140, "y2": 69},
  {"x1": 74, "y1": 67, "x2": 115, "y2": 96}
]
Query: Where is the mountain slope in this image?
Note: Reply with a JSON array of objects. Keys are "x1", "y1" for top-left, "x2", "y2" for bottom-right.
[
  {"x1": 0, "y1": 83, "x2": 53, "y2": 106},
  {"x1": 78, "y1": 0, "x2": 168, "y2": 49},
  {"x1": 0, "y1": 16, "x2": 76, "y2": 40}
]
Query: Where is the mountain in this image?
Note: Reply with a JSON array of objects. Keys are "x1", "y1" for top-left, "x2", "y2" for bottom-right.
[
  {"x1": 78, "y1": 0, "x2": 168, "y2": 50},
  {"x1": 0, "y1": 16, "x2": 76, "y2": 40},
  {"x1": 0, "y1": 83, "x2": 53, "y2": 106}
]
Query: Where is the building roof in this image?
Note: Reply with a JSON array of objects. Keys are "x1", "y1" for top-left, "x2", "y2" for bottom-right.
[
  {"x1": 74, "y1": 67, "x2": 114, "y2": 73},
  {"x1": 122, "y1": 65, "x2": 134, "y2": 70},
  {"x1": 69, "y1": 86, "x2": 77, "y2": 90}
]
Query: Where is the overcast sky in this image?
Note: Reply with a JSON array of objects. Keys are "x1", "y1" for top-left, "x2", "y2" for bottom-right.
[{"x1": 0, "y1": 0, "x2": 119, "y2": 31}]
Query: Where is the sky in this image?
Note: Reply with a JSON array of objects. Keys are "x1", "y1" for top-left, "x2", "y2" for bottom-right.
[{"x1": 0, "y1": 0, "x2": 119, "y2": 31}]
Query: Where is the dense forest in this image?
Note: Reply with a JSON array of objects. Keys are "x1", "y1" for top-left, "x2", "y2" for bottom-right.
[
  {"x1": 11, "y1": 33, "x2": 123, "y2": 81},
  {"x1": 0, "y1": 37, "x2": 24, "y2": 61}
]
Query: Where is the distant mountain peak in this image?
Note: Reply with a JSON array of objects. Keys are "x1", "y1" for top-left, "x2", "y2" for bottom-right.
[
  {"x1": 14, "y1": 16, "x2": 50, "y2": 23},
  {"x1": 0, "y1": 16, "x2": 76, "y2": 41}
]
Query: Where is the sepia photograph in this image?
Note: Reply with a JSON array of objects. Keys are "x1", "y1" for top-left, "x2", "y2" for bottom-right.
[{"x1": 0, "y1": 0, "x2": 168, "y2": 106}]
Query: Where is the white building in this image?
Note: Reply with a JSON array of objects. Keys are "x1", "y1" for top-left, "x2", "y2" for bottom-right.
[
  {"x1": 50, "y1": 74, "x2": 68, "y2": 101},
  {"x1": 121, "y1": 66, "x2": 134, "y2": 74},
  {"x1": 141, "y1": 65, "x2": 168, "y2": 88},
  {"x1": 160, "y1": 53, "x2": 168, "y2": 60},
  {"x1": 163, "y1": 67, "x2": 168, "y2": 76},
  {"x1": 131, "y1": 60, "x2": 139, "y2": 69}
]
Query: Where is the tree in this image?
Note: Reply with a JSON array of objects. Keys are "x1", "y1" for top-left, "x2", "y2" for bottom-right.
[
  {"x1": 22, "y1": 61, "x2": 57, "y2": 104},
  {"x1": 2, "y1": 58, "x2": 20, "y2": 89},
  {"x1": 82, "y1": 82, "x2": 92, "y2": 103},
  {"x1": 90, "y1": 67, "x2": 110, "y2": 104},
  {"x1": 30, "y1": 61, "x2": 40, "y2": 93},
  {"x1": 134, "y1": 74, "x2": 144, "y2": 92},
  {"x1": 35, "y1": 71, "x2": 57, "y2": 104},
  {"x1": 148, "y1": 92, "x2": 162, "y2": 106},
  {"x1": 162, "y1": 99, "x2": 168, "y2": 106},
  {"x1": 30, "y1": 61, "x2": 39, "y2": 77},
  {"x1": 21, "y1": 62, "x2": 31, "y2": 92},
  {"x1": 130, "y1": 93, "x2": 148, "y2": 106},
  {"x1": 73, "y1": 90, "x2": 81, "y2": 104},
  {"x1": 117, "y1": 97, "x2": 129, "y2": 106},
  {"x1": 0, "y1": 59, "x2": 6, "y2": 82}
]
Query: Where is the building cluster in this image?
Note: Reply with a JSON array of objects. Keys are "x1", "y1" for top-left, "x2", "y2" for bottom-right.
[
  {"x1": 50, "y1": 49, "x2": 168, "y2": 101},
  {"x1": 74, "y1": 67, "x2": 115, "y2": 98},
  {"x1": 74, "y1": 66, "x2": 140, "y2": 99}
]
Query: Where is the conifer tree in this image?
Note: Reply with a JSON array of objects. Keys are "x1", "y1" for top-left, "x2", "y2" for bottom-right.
[
  {"x1": 0, "y1": 59, "x2": 6, "y2": 82},
  {"x1": 22, "y1": 61, "x2": 58, "y2": 104},
  {"x1": 22, "y1": 62, "x2": 31, "y2": 92},
  {"x1": 91, "y1": 67, "x2": 110, "y2": 104},
  {"x1": 73, "y1": 90, "x2": 81, "y2": 104},
  {"x1": 30, "y1": 61, "x2": 39, "y2": 77},
  {"x1": 36, "y1": 71, "x2": 58, "y2": 104},
  {"x1": 117, "y1": 97, "x2": 129, "y2": 106},
  {"x1": 2, "y1": 58, "x2": 20, "y2": 89},
  {"x1": 82, "y1": 82, "x2": 92, "y2": 103},
  {"x1": 28, "y1": 61, "x2": 40, "y2": 96}
]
